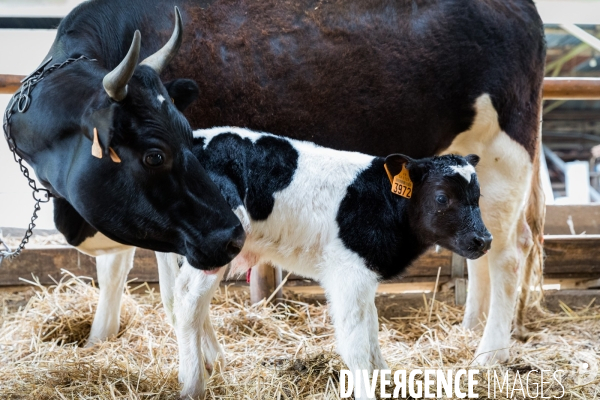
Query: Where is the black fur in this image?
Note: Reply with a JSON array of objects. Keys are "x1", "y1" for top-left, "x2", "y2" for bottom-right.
[
  {"x1": 53, "y1": 197, "x2": 97, "y2": 247},
  {"x1": 192, "y1": 133, "x2": 299, "y2": 220}
]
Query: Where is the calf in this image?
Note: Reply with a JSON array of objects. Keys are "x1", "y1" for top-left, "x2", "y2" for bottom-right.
[{"x1": 151, "y1": 127, "x2": 492, "y2": 398}]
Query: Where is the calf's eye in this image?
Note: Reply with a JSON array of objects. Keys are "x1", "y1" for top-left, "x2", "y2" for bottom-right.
[
  {"x1": 436, "y1": 194, "x2": 448, "y2": 205},
  {"x1": 144, "y1": 151, "x2": 165, "y2": 167}
]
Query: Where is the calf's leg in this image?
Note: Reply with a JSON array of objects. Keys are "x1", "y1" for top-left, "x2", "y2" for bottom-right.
[
  {"x1": 86, "y1": 247, "x2": 136, "y2": 346},
  {"x1": 157, "y1": 254, "x2": 226, "y2": 399},
  {"x1": 320, "y1": 242, "x2": 387, "y2": 399}
]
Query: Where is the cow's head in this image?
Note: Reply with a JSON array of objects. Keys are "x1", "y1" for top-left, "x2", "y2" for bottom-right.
[
  {"x1": 9, "y1": 8, "x2": 244, "y2": 270},
  {"x1": 385, "y1": 153, "x2": 492, "y2": 259}
]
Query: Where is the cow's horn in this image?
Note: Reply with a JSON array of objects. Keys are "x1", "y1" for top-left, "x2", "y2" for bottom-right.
[
  {"x1": 103, "y1": 30, "x2": 141, "y2": 101},
  {"x1": 140, "y1": 7, "x2": 183, "y2": 74}
]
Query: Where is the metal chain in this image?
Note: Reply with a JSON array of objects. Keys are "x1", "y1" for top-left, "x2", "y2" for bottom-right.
[{"x1": 0, "y1": 55, "x2": 97, "y2": 266}]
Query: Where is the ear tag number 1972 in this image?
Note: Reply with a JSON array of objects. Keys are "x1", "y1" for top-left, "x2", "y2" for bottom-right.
[{"x1": 391, "y1": 164, "x2": 413, "y2": 199}]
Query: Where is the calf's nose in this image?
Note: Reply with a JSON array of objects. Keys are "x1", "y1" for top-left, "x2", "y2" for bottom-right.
[{"x1": 472, "y1": 232, "x2": 493, "y2": 252}]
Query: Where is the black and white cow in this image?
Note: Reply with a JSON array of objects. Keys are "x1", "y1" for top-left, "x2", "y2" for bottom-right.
[
  {"x1": 91, "y1": 127, "x2": 491, "y2": 398},
  {"x1": 6, "y1": 7, "x2": 245, "y2": 270}
]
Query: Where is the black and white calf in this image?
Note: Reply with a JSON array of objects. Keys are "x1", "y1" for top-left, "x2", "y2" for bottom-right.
[{"x1": 84, "y1": 127, "x2": 490, "y2": 398}]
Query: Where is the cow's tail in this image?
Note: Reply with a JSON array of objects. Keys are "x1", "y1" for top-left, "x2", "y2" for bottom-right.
[{"x1": 515, "y1": 121, "x2": 546, "y2": 339}]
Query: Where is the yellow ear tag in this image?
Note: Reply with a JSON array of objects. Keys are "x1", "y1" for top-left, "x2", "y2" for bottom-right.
[{"x1": 390, "y1": 164, "x2": 413, "y2": 198}]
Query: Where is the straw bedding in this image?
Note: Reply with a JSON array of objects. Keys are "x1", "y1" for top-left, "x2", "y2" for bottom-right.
[{"x1": 0, "y1": 271, "x2": 598, "y2": 399}]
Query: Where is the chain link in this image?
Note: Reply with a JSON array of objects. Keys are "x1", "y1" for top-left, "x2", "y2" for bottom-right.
[{"x1": 0, "y1": 55, "x2": 97, "y2": 266}]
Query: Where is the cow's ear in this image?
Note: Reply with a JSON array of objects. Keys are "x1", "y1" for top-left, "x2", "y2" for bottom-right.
[
  {"x1": 385, "y1": 153, "x2": 428, "y2": 183},
  {"x1": 164, "y1": 79, "x2": 199, "y2": 111},
  {"x1": 465, "y1": 154, "x2": 480, "y2": 167},
  {"x1": 82, "y1": 103, "x2": 117, "y2": 157}
]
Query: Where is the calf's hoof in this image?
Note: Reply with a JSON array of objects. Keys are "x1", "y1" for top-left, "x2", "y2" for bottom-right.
[{"x1": 179, "y1": 382, "x2": 206, "y2": 400}]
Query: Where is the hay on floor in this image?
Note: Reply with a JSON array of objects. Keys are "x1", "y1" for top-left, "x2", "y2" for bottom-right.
[{"x1": 0, "y1": 270, "x2": 598, "y2": 399}]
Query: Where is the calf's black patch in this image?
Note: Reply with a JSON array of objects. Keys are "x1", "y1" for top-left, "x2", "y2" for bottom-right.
[
  {"x1": 336, "y1": 158, "x2": 426, "y2": 280},
  {"x1": 193, "y1": 132, "x2": 299, "y2": 221}
]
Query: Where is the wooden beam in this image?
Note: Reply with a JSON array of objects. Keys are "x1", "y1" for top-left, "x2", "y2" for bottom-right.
[
  {"x1": 249, "y1": 262, "x2": 283, "y2": 304},
  {"x1": 2, "y1": 234, "x2": 600, "y2": 287},
  {"x1": 542, "y1": 78, "x2": 600, "y2": 100},
  {"x1": 2, "y1": 75, "x2": 600, "y2": 100},
  {"x1": 0, "y1": 74, "x2": 24, "y2": 94}
]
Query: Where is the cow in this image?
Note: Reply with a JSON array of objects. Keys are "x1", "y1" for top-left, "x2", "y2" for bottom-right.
[
  {"x1": 6, "y1": 0, "x2": 545, "y2": 393},
  {"x1": 95, "y1": 127, "x2": 492, "y2": 398},
  {"x1": 4, "y1": 6, "x2": 246, "y2": 271}
]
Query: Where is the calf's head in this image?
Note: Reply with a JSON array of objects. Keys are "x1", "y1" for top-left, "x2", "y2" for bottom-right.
[
  {"x1": 9, "y1": 8, "x2": 244, "y2": 269},
  {"x1": 385, "y1": 153, "x2": 492, "y2": 259}
]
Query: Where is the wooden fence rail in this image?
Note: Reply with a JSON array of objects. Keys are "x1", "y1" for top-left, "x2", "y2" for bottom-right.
[
  {"x1": 3, "y1": 76, "x2": 600, "y2": 98},
  {"x1": 1, "y1": 234, "x2": 599, "y2": 287}
]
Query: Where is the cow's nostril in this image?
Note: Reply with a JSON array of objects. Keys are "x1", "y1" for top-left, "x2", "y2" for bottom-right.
[
  {"x1": 226, "y1": 239, "x2": 243, "y2": 258},
  {"x1": 226, "y1": 225, "x2": 246, "y2": 258}
]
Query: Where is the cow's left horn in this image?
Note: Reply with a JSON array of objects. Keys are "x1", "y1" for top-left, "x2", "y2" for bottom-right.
[
  {"x1": 140, "y1": 6, "x2": 183, "y2": 74},
  {"x1": 103, "y1": 30, "x2": 141, "y2": 101}
]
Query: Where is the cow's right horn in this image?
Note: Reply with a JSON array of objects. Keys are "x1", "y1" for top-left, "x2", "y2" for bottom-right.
[
  {"x1": 139, "y1": 7, "x2": 183, "y2": 74},
  {"x1": 103, "y1": 30, "x2": 141, "y2": 101}
]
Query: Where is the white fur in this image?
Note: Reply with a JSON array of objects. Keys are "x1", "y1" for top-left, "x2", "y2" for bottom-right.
[
  {"x1": 74, "y1": 233, "x2": 135, "y2": 345},
  {"x1": 77, "y1": 231, "x2": 131, "y2": 257},
  {"x1": 442, "y1": 94, "x2": 533, "y2": 365},
  {"x1": 157, "y1": 94, "x2": 165, "y2": 103},
  {"x1": 450, "y1": 163, "x2": 476, "y2": 183},
  {"x1": 194, "y1": 126, "x2": 267, "y2": 147},
  {"x1": 156, "y1": 253, "x2": 225, "y2": 398}
]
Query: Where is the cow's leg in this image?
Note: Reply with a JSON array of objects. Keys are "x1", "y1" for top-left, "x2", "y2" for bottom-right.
[
  {"x1": 86, "y1": 247, "x2": 136, "y2": 346},
  {"x1": 319, "y1": 243, "x2": 387, "y2": 399},
  {"x1": 155, "y1": 252, "x2": 180, "y2": 325},
  {"x1": 171, "y1": 261, "x2": 225, "y2": 399},
  {"x1": 463, "y1": 256, "x2": 491, "y2": 330},
  {"x1": 443, "y1": 94, "x2": 537, "y2": 365}
]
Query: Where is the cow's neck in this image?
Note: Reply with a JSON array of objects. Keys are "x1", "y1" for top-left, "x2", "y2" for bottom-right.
[
  {"x1": 47, "y1": 0, "x2": 176, "y2": 67},
  {"x1": 9, "y1": 65, "x2": 106, "y2": 197}
]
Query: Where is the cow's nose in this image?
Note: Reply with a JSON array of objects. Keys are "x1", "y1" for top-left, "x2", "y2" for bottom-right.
[
  {"x1": 226, "y1": 224, "x2": 246, "y2": 259},
  {"x1": 472, "y1": 232, "x2": 492, "y2": 252}
]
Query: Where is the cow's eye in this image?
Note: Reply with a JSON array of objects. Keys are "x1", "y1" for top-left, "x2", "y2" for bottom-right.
[
  {"x1": 436, "y1": 194, "x2": 448, "y2": 205},
  {"x1": 144, "y1": 151, "x2": 165, "y2": 167}
]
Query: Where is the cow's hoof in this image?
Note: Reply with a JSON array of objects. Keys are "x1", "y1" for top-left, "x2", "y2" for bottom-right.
[
  {"x1": 513, "y1": 325, "x2": 537, "y2": 342},
  {"x1": 472, "y1": 347, "x2": 510, "y2": 366}
]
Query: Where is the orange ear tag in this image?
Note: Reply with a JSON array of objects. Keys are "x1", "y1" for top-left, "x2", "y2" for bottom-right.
[
  {"x1": 108, "y1": 147, "x2": 121, "y2": 163},
  {"x1": 91, "y1": 127, "x2": 103, "y2": 159},
  {"x1": 390, "y1": 164, "x2": 413, "y2": 199}
]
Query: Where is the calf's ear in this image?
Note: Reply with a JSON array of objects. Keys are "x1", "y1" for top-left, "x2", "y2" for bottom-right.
[
  {"x1": 385, "y1": 153, "x2": 428, "y2": 183},
  {"x1": 465, "y1": 154, "x2": 480, "y2": 167},
  {"x1": 164, "y1": 79, "x2": 199, "y2": 111},
  {"x1": 385, "y1": 154, "x2": 413, "y2": 177}
]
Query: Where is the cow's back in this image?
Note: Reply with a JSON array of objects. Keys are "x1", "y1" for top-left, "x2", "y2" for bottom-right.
[{"x1": 167, "y1": 0, "x2": 544, "y2": 158}]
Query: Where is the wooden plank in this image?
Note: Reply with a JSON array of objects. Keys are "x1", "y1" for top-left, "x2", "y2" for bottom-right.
[
  {"x1": 0, "y1": 246, "x2": 158, "y2": 286},
  {"x1": 543, "y1": 235, "x2": 600, "y2": 277},
  {"x1": 0, "y1": 74, "x2": 24, "y2": 94},
  {"x1": 2, "y1": 234, "x2": 600, "y2": 286},
  {"x1": 250, "y1": 262, "x2": 281, "y2": 304},
  {"x1": 543, "y1": 77, "x2": 600, "y2": 100},
  {"x1": 544, "y1": 204, "x2": 600, "y2": 235}
]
